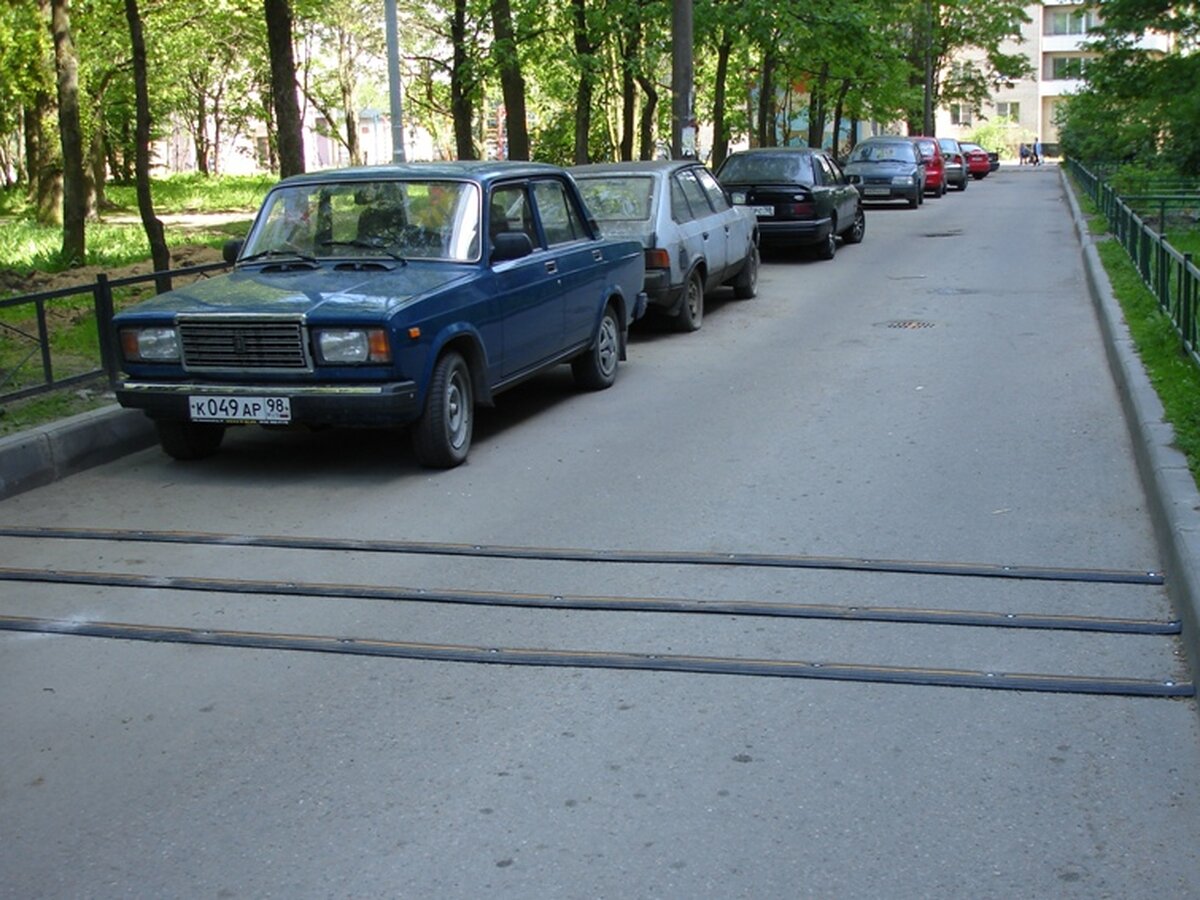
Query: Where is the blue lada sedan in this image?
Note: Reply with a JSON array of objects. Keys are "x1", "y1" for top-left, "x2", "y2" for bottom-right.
[{"x1": 114, "y1": 162, "x2": 647, "y2": 468}]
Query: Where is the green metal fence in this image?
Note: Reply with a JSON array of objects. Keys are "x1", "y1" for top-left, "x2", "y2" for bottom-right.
[{"x1": 1069, "y1": 160, "x2": 1200, "y2": 366}]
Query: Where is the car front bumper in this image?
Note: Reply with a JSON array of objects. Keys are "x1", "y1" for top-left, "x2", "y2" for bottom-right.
[{"x1": 116, "y1": 379, "x2": 421, "y2": 428}]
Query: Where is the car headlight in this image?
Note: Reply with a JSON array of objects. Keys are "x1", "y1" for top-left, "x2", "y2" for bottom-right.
[
  {"x1": 316, "y1": 328, "x2": 391, "y2": 364},
  {"x1": 892, "y1": 176, "x2": 913, "y2": 186},
  {"x1": 730, "y1": 191, "x2": 747, "y2": 204},
  {"x1": 120, "y1": 326, "x2": 179, "y2": 362}
]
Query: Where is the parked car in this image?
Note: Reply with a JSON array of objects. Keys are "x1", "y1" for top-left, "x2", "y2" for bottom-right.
[
  {"x1": 715, "y1": 146, "x2": 865, "y2": 260},
  {"x1": 937, "y1": 138, "x2": 969, "y2": 191},
  {"x1": 910, "y1": 136, "x2": 946, "y2": 197},
  {"x1": 572, "y1": 160, "x2": 759, "y2": 332},
  {"x1": 843, "y1": 137, "x2": 927, "y2": 208},
  {"x1": 113, "y1": 162, "x2": 648, "y2": 468},
  {"x1": 959, "y1": 141, "x2": 992, "y2": 179}
]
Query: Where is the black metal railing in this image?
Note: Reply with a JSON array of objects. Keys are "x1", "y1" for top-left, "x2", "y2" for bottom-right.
[
  {"x1": 0, "y1": 261, "x2": 228, "y2": 404},
  {"x1": 1069, "y1": 160, "x2": 1200, "y2": 367}
]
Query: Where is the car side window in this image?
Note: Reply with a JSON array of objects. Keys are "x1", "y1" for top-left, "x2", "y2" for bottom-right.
[
  {"x1": 532, "y1": 179, "x2": 587, "y2": 246},
  {"x1": 489, "y1": 183, "x2": 539, "y2": 249},
  {"x1": 676, "y1": 169, "x2": 713, "y2": 217},
  {"x1": 670, "y1": 177, "x2": 696, "y2": 223},
  {"x1": 822, "y1": 155, "x2": 847, "y2": 185},
  {"x1": 693, "y1": 168, "x2": 731, "y2": 212}
]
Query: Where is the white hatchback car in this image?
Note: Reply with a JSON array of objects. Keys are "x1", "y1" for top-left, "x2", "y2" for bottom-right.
[{"x1": 573, "y1": 160, "x2": 759, "y2": 332}]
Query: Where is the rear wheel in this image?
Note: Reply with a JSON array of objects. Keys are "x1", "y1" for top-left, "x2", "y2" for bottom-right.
[
  {"x1": 675, "y1": 270, "x2": 705, "y2": 331},
  {"x1": 815, "y1": 224, "x2": 837, "y2": 260},
  {"x1": 155, "y1": 421, "x2": 225, "y2": 460},
  {"x1": 843, "y1": 207, "x2": 866, "y2": 244},
  {"x1": 732, "y1": 247, "x2": 759, "y2": 299},
  {"x1": 572, "y1": 303, "x2": 620, "y2": 389},
  {"x1": 412, "y1": 350, "x2": 473, "y2": 468}
]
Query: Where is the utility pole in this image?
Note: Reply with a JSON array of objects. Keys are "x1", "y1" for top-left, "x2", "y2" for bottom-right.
[
  {"x1": 385, "y1": 0, "x2": 407, "y2": 162},
  {"x1": 671, "y1": 0, "x2": 695, "y2": 158}
]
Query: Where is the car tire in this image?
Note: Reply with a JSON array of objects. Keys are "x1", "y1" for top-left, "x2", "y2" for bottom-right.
[
  {"x1": 675, "y1": 270, "x2": 704, "y2": 331},
  {"x1": 843, "y1": 207, "x2": 866, "y2": 244},
  {"x1": 572, "y1": 303, "x2": 620, "y2": 389},
  {"x1": 908, "y1": 191, "x2": 920, "y2": 209},
  {"x1": 412, "y1": 350, "x2": 473, "y2": 468},
  {"x1": 957, "y1": 177, "x2": 968, "y2": 192},
  {"x1": 815, "y1": 226, "x2": 837, "y2": 261},
  {"x1": 732, "y1": 247, "x2": 759, "y2": 299},
  {"x1": 155, "y1": 420, "x2": 225, "y2": 460}
]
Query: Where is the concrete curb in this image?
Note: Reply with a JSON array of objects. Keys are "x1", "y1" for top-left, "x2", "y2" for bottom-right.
[
  {"x1": 1062, "y1": 168, "x2": 1200, "y2": 677},
  {"x1": 0, "y1": 405, "x2": 156, "y2": 501}
]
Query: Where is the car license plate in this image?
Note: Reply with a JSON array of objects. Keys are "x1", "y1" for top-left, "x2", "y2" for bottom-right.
[
  {"x1": 864, "y1": 187, "x2": 890, "y2": 197},
  {"x1": 751, "y1": 205, "x2": 774, "y2": 217},
  {"x1": 189, "y1": 395, "x2": 291, "y2": 423}
]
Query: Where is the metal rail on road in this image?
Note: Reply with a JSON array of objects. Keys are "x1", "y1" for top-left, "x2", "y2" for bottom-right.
[
  {"x1": 0, "y1": 614, "x2": 1190, "y2": 698},
  {"x1": 0, "y1": 525, "x2": 1166, "y2": 585},
  {"x1": 0, "y1": 566, "x2": 1181, "y2": 635}
]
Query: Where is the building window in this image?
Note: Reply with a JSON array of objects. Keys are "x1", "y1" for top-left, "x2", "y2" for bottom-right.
[
  {"x1": 995, "y1": 102, "x2": 1019, "y2": 120},
  {"x1": 950, "y1": 104, "x2": 972, "y2": 126},
  {"x1": 1047, "y1": 7, "x2": 1099, "y2": 35},
  {"x1": 1049, "y1": 56, "x2": 1090, "y2": 79}
]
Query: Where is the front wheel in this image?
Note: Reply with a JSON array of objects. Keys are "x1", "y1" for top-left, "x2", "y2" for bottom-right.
[
  {"x1": 843, "y1": 207, "x2": 866, "y2": 245},
  {"x1": 572, "y1": 303, "x2": 620, "y2": 389},
  {"x1": 155, "y1": 420, "x2": 225, "y2": 460},
  {"x1": 412, "y1": 350, "x2": 473, "y2": 468}
]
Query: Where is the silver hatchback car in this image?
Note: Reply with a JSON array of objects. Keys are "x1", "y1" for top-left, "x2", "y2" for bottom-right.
[{"x1": 572, "y1": 160, "x2": 759, "y2": 332}]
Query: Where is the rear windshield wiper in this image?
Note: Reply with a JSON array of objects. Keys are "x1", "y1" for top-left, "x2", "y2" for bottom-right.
[{"x1": 320, "y1": 239, "x2": 408, "y2": 263}]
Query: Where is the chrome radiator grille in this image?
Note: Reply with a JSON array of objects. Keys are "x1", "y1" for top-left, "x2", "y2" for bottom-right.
[{"x1": 179, "y1": 319, "x2": 309, "y2": 370}]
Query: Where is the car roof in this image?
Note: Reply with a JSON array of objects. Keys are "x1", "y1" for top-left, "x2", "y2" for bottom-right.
[
  {"x1": 856, "y1": 136, "x2": 915, "y2": 144},
  {"x1": 276, "y1": 160, "x2": 567, "y2": 188},
  {"x1": 571, "y1": 160, "x2": 701, "y2": 177}
]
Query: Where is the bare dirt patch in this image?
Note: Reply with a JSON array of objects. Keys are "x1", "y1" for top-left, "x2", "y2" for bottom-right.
[{"x1": 0, "y1": 242, "x2": 227, "y2": 297}]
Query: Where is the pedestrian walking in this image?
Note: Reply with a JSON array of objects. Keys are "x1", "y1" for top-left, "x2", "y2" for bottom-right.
[
  {"x1": 1034, "y1": 137, "x2": 1044, "y2": 166},
  {"x1": 1019, "y1": 143, "x2": 1029, "y2": 165}
]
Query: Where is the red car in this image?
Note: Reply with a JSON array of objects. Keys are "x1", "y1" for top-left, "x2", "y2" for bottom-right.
[
  {"x1": 960, "y1": 141, "x2": 992, "y2": 180},
  {"x1": 910, "y1": 136, "x2": 946, "y2": 197}
]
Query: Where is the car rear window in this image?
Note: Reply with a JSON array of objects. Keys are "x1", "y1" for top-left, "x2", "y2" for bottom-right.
[
  {"x1": 848, "y1": 142, "x2": 916, "y2": 163},
  {"x1": 718, "y1": 153, "x2": 815, "y2": 185},
  {"x1": 576, "y1": 176, "x2": 654, "y2": 222}
]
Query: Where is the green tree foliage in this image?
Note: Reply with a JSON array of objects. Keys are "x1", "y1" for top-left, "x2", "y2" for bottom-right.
[{"x1": 1057, "y1": 0, "x2": 1200, "y2": 174}]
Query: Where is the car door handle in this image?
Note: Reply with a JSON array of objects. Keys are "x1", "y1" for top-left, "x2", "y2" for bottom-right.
[
  {"x1": 545, "y1": 260, "x2": 558, "y2": 275},
  {"x1": 702, "y1": 232, "x2": 710, "y2": 240},
  {"x1": 592, "y1": 249, "x2": 603, "y2": 262}
]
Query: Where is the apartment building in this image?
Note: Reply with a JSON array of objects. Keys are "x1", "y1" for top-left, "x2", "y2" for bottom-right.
[{"x1": 936, "y1": 0, "x2": 1172, "y2": 155}]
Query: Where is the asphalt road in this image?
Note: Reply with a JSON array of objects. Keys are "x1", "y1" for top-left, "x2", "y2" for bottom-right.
[{"x1": 3, "y1": 166, "x2": 1200, "y2": 898}]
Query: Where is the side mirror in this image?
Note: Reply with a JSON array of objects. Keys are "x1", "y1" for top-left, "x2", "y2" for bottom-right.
[
  {"x1": 491, "y1": 232, "x2": 535, "y2": 263},
  {"x1": 223, "y1": 239, "x2": 243, "y2": 264}
]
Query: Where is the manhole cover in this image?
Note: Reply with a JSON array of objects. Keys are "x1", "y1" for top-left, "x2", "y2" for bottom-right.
[{"x1": 882, "y1": 320, "x2": 935, "y2": 329}]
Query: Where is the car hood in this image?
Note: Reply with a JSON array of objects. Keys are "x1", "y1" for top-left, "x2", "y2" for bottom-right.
[{"x1": 117, "y1": 264, "x2": 473, "y2": 320}]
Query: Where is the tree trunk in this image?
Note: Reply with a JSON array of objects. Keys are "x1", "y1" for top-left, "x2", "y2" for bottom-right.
[
  {"x1": 635, "y1": 72, "x2": 657, "y2": 160},
  {"x1": 264, "y1": 0, "x2": 305, "y2": 177},
  {"x1": 450, "y1": 0, "x2": 476, "y2": 159},
  {"x1": 491, "y1": 0, "x2": 529, "y2": 160},
  {"x1": 830, "y1": 78, "x2": 851, "y2": 158},
  {"x1": 756, "y1": 50, "x2": 776, "y2": 148},
  {"x1": 338, "y1": 41, "x2": 362, "y2": 166},
  {"x1": 618, "y1": 22, "x2": 641, "y2": 162},
  {"x1": 50, "y1": 0, "x2": 86, "y2": 265},
  {"x1": 807, "y1": 62, "x2": 829, "y2": 148},
  {"x1": 710, "y1": 34, "x2": 732, "y2": 169},
  {"x1": 124, "y1": 0, "x2": 171, "y2": 291},
  {"x1": 572, "y1": 0, "x2": 593, "y2": 164}
]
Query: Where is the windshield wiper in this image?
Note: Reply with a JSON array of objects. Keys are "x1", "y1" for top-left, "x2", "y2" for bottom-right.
[
  {"x1": 239, "y1": 247, "x2": 319, "y2": 265},
  {"x1": 320, "y1": 239, "x2": 408, "y2": 263}
]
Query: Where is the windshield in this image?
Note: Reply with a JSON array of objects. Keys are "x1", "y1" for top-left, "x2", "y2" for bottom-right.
[
  {"x1": 243, "y1": 179, "x2": 482, "y2": 262},
  {"x1": 718, "y1": 153, "x2": 815, "y2": 185},
  {"x1": 848, "y1": 142, "x2": 916, "y2": 164},
  {"x1": 576, "y1": 176, "x2": 654, "y2": 222}
]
